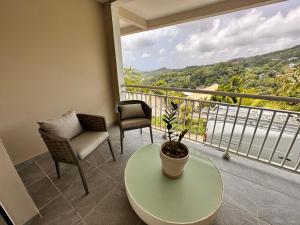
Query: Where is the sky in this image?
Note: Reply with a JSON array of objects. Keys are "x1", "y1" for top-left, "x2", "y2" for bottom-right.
[{"x1": 121, "y1": 0, "x2": 300, "y2": 71}]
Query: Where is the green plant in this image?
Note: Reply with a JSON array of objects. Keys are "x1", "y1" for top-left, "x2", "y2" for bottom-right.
[{"x1": 163, "y1": 102, "x2": 188, "y2": 154}]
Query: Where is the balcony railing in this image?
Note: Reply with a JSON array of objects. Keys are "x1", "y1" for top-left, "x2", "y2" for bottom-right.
[{"x1": 122, "y1": 84, "x2": 300, "y2": 174}]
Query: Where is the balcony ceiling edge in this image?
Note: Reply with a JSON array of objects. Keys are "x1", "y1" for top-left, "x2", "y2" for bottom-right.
[{"x1": 118, "y1": 0, "x2": 286, "y2": 36}]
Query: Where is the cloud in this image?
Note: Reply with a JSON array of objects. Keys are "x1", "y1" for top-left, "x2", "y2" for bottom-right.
[
  {"x1": 122, "y1": 0, "x2": 300, "y2": 70},
  {"x1": 254, "y1": 7, "x2": 300, "y2": 39},
  {"x1": 176, "y1": 6, "x2": 300, "y2": 57},
  {"x1": 121, "y1": 26, "x2": 178, "y2": 51},
  {"x1": 141, "y1": 53, "x2": 151, "y2": 58},
  {"x1": 159, "y1": 48, "x2": 166, "y2": 54},
  {"x1": 176, "y1": 9, "x2": 260, "y2": 54}
]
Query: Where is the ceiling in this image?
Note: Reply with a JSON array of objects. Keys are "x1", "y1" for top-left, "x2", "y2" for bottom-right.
[
  {"x1": 122, "y1": 0, "x2": 224, "y2": 21},
  {"x1": 111, "y1": 0, "x2": 285, "y2": 36}
]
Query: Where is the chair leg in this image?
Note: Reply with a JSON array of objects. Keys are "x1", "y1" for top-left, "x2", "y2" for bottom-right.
[
  {"x1": 120, "y1": 130, "x2": 124, "y2": 154},
  {"x1": 77, "y1": 163, "x2": 89, "y2": 195},
  {"x1": 107, "y1": 138, "x2": 115, "y2": 161},
  {"x1": 149, "y1": 126, "x2": 153, "y2": 143},
  {"x1": 55, "y1": 161, "x2": 60, "y2": 178},
  {"x1": 140, "y1": 128, "x2": 142, "y2": 134}
]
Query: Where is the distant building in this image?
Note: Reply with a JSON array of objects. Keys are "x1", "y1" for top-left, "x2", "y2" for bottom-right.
[
  {"x1": 187, "y1": 84, "x2": 219, "y2": 101},
  {"x1": 287, "y1": 57, "x2": 298, "y2": 61},
  {"x1": 289, "y1": 63, "x2": 296, "y2": 68}
]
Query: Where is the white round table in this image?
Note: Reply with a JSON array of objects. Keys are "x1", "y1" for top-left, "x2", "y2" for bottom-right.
[{"x1": 124, "y1": 144, "x2": 223, "y2": 225}]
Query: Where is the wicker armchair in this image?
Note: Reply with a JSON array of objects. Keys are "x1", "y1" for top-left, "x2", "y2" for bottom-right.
[
  {"x1": 116, "y1": 100, "x2": 153, "y2": 153},
  {"x1": 38, "y1": 114, "x2": 115, "y2": 195}
]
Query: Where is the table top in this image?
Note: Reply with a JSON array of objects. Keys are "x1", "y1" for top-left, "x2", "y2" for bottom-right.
[{"x1": 124, "y1": 144, "x2": 223, "y2": 224}]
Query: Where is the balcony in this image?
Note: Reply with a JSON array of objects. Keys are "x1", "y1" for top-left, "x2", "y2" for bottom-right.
[
  {"x1": 13, "y1": 85, "x2": 300, "y2": 225},
  {"x1": 1, "y1": 0, "x2": 300, "y2": 225},
  {"x1": 123, "y1": 85, "x2": 300, "y2": 173}
]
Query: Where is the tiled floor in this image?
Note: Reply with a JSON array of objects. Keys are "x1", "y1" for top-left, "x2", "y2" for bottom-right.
[{"x1": 16, "y1": 126, "x2": 300, "y2": 225}]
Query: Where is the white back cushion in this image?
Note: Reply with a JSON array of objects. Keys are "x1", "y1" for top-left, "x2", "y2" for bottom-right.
[{"x1": 38, "y1": 110, "x2": 83, "y2": 139}]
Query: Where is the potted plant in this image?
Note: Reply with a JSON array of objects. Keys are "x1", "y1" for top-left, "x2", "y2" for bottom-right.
[{"x1": 160, "y1": 102, "x2": 189, "y2": 179}]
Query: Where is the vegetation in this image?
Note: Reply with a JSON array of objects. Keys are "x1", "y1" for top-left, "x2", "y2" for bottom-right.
[
  {"x1": 162, "y1": 102, "x2": 188, "y2": 158},
  {"x1": 124, "y1": 44, "x2": 300, "y2": 111},
  {"x1": 152, "y1": 116, "x2": 206, "y2": 137}
]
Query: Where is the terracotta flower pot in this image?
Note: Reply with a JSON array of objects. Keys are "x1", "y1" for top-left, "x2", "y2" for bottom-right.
[{"x1": 160, "y1": 142, "x2": 189, "y2": 179}]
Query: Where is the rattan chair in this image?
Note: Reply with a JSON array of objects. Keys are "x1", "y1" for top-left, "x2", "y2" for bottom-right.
[
  {"x1": 116, "y1": 100, "x2": 153, "y2": 153},
  {"x1": 38, "y1": 114, "x2": 115, "y2": 195}
]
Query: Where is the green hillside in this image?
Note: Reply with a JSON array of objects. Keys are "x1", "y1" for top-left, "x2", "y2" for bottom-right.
[{"x1": 124, "y1": 45, "x2": 300, "y2": 111}]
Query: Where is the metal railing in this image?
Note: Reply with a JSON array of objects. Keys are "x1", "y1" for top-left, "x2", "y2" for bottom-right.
[{"x1": 122, "y1": 84, "x2": 300, "y2": 174}]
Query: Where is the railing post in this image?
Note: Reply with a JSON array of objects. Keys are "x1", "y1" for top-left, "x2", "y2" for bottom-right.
[
  {"x1": 280, "y1": 123, "x2": 300, "y2": 167},
  {"x1": 195, "y1": 102, "x2": 203, "y2": 142},
  {"x1": 183, "y1": 99, "x2": 188, "y2": 129},
  {"x1": 163, "y1": 91, "x2": 168, "y2": 139},
  {"x1": 189, "y1": 100, "x2": 195, "y2": 139},
  {"x1": 223, "y1": 98, "x2": 242, "y2": 160},
  {"x1": 211, "y1": 103, "x2": 220, "y2": 145},
  {"x1": 268, "y1": 113, "x2": 290, "y2": 163},
  {"x1": 204, "y1": 103, "x2": 211, "y2": 143},
  {"x1": 257, "y1": 111, "x2": 276, "y2": 159},
  {"x1": 154, "y1": 95, "x2": 157, "y2": 128},
  {"x1": 218, "y1": 105, "x2": 229, "y2": 148},
  {"x1": 159, "y1": 95, "x2": 163, "y2": 131},
  {"x1": 236, "y1": 108, "x2": 251, "y2": 153},
  {"x1": 177, "y1": 98, "x2": 181, "y2": 132},
  {"x1": 246, "y1": 109, "x2": 263, "y2": 156}
]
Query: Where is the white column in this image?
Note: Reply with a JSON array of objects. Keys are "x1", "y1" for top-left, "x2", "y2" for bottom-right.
[
  {"x1": 111, "y1": 5, "x2": 125, "y2": 101},
  {"x1": 103, "y1": 2, "x2": 125, "y2": 103}
]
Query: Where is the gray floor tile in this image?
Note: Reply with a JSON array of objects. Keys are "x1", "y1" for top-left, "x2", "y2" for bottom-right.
[
  {"x1": 202, "y1": 145, "x2": 255, "y2": 179},
  {"x1": 98, "y1": 154, "x2": 129, "y2": 186},
  {"x1": 84, "y1": 184, "x2": 143, "y2": 225},
  {"x1": 73, "y1": 219, "x2": 86, "y2": 225},
  {"x1": 30, "y1": 196, "x2": 81, "y2": 225},
  {"x1": 17, "y1": 162, "x2": 45, "y2": 187},
  {"x1": 15, "y1": 157, "x2": 37, "y2": 171},
  {"x1": 248, "y1": 163, "x2": 300, "y2": 199},
  {"x1": 36, "y1": 152, "x2": 83, "y2": 177},
  {"x1": 35, "y1": 153, "x2": 57, "y2": 175},
  {"x1": 221, "y1": 171, "x2": 260, "y2": 217},
  {"x1": 49, "y1": 160, "x2": 96, "y2": 193},
  {"x1": 63, "y1": 169, "x2": 118, "y2": 218},
  {"x1": 212, "y1": 202, "x2": 269, "y2": 225},
  {"x1": 23, "y1": 214, "x2": 42, "y2": 225},
  {"x1": 27, "y1": 177, "x2": 60, "y2": 209},
  {"x1": 257, "y1": 186, "x2": 300, "y2": 225},
  {"x1": 221, "y1": 171, "x2": 300, "y2": 225},
  {"x1": 86, "y1": 141, "x2": 116, "y2": 167}
]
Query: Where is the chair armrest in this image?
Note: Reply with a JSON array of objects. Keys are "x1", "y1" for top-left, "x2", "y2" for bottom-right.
[
  {"x1": 39, "y1": 129, "x2": 77, "y2": 163},
  {"x1": 115, "y1": 105, "x2": 122, "y2": 124},
  {"x1": 142, "y1": 103, "x2": 152, "y2": 119},
  {"x1": 77, "y1": 114, "x2": 107, "y2": 131}
]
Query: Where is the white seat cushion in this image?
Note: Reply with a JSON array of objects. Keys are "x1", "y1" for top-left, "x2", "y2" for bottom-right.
[
  {"x1": 38, "y1": 110, "x2": 83, "y2": 139},
  {"x1": 70, "y1": 131, "x2": 108, "y2": 160},
  {"x1": 121, "y1": 118, "x2": 151, "y2": 129}
]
